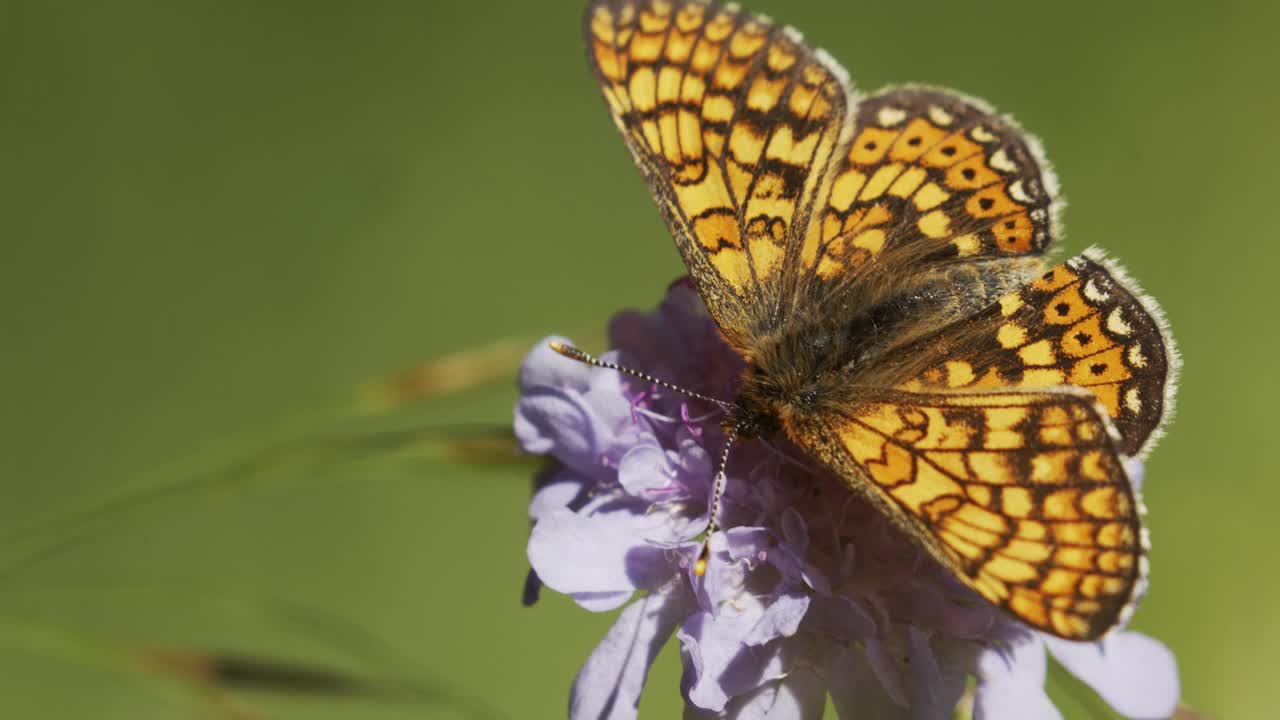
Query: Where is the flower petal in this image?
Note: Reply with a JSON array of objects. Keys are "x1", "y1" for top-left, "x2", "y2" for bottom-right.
[
  {"x1": 920, "y1": 636, "x2": 973, "y2": 720},
  {"x1": 529, "y1": 468, "x2": 587, "y2": 520},
  {"x1": 574, "y1": 591, "x2": 640, "y2": 612},
  {"x1": 618, "y1": 443, "x2": 675, "y2": 495},
  {"x1": 800, "y1": 564, "x2": 832, "y2": 597},
  {"x1": 743, "y1": 592, "x2": 810, "y2": 646},
  {"x1": 828, "y1": 644, "x2": 910, "y2": 720},
  {"x1": 700, "y1": 532, "x2": 750, "y2": 608},
  {"x1": 906, "y1": 627, "x2": 943, "y2": 714},
  {"x1": 723, "y1": 668, "x2": 827, "y2": 719},
  {"x1": 529, "y1": 509, "x2": 676, "y2": 607},
  {"x1": 582, "y1": 351, "x2": 640, "y2": 435},
  {"x1": 571, "y1": 587, "x2": 692, "y2": 720},
  {"x1": 678, "y1": 611, "x2": 787, "y2": 712},
  {"x1": 514, "y1": 386, "x2": 603, "y2": 471},
  {"x1": 803, "y1": 596, "x2": 875, "y2": 642},
  {"x1": 726, "y1": 527, "x2": 771, "y2": 563},
  {"x1": 1044, "y1": 632, "x2": 1180, "y2": 719},
  {"x1": 519, "y1": 336, "x2": 593, "y2": 392},
  {"x1": 780, "y1": 507, "x2": 808, "y2": 554},
  {"x1": 515, "y1": 343, "x2": 636, "y2": 475},
  {"x1": 863, "y1": 636, "x2": 908, "y2": 708},
  {"x1": 678, "y1": 612, "x2": 732, "y2": 711},
  {"x1": 675, "y1": 428, "x2": 715, "y2": 482},
  {"x1": 974, "y1": 636, "x2": 1062, "y2": 720}
]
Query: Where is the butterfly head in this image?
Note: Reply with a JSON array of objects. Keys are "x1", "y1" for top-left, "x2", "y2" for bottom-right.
[{"x1": 722, "y1": 394, "x2": 780, "y2": 440}]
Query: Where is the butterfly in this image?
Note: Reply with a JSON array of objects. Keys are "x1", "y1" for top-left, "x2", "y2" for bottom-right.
[{"x1": 572, "y1": 0, "x2": 1177, "y2": 641}]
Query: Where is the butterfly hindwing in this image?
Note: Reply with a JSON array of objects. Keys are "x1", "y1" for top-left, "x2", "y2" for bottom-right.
[
  {"x1": 896, "y1": 250, "x2": 1177, "y2": 457},
  {"x1": 785, "y1": 388, "x2": 1146, "y2": 640},
  {"x1": 584, "y1": 0, "x2": 854, "y2": 346},
  {"x1": 795, "y1": 87, "x2": 1059, "y2": 300}
]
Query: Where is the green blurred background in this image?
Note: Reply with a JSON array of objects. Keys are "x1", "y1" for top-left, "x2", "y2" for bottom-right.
[{"x1": 0, "y1": 0, "x2": 1274, "y2": 717}]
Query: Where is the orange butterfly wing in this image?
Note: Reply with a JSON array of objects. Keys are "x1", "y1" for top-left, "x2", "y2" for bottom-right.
[
  {"x1": 584, "y1": 0, "x2": 854, "y2": 345},
  {"x1": 786, "y1": 388, "x2": 1147, "y2": 640},
  {"x1": 794, "y1": 86, "x2": 1059, "y2": 299},
  {"x1": 898, "y1": 251, "x2": 1178, "y2": 457}
]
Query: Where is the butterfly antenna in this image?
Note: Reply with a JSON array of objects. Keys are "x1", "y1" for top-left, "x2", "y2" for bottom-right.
[
  {"x1": 548, "y1": 342, "x2": 733, "y2": 412},
  {"x1": 694, "y1": 424, "x2": 737, "y2": 577}
]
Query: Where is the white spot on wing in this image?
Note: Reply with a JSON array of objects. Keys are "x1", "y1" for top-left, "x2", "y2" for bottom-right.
[
  {"x1": 1008, "y1": 180, "x2": 1032, "y2": 203},
  {"x1": 1082, "y1": 278, "x2": 1110, "y2": 302},
  {"x1": 877, "y1": 106, "x2": 907, "y2": 127},
  {"x1": 1128, "y1": 344, "x2": 1148, "y2": 368},
  {"x1": 971, "y1": 125, "x2": 996, "y2": 142},
  {"x1": 928, "y1": 105, "x2": 954, "y2": 126},
  {"x1": 1107, "y1": 307, "x2": 1132, "y2": 336},
  {"x1": 989, "y1": 149, "x2": 1017, "y2": 173},
  {"x1": 1125, "y1": 387, "x2": 1142, "y2": 413}
]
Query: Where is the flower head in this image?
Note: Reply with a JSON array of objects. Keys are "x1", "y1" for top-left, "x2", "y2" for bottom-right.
[{"x1": 517, "y1": 280, "x2": 1179, "y2": 719}]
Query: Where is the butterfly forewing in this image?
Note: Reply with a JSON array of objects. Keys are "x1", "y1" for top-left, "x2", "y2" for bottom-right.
[
  {"x1": 584, "y1": 0, "x2": 854, "y2": 346},
  {"x1": 785, "y1": 389, "x2": 1146, "y2": 640}
]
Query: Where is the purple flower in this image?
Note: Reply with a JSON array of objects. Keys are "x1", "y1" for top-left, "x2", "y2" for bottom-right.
[{"x1": 517, "y1": 280, "x2": 1180, "y2": 719}]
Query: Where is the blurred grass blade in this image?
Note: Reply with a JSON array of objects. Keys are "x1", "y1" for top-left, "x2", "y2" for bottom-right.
[
  {"x1": 125, "y1": 589, "x2": 504, "y2": 717},
  {"x1": 0, "y1": 613, "x2": 144, "y2": 681},
  {"x1": 0, "y1": 613, "x2": 260, "y2": 718},
  {"x1": 0, "y1": 422, "x2": 535, "y2": 579},
  {"x1": 142, "y1": 648, "x2": 500, "y2": 718},
  {"x1": 0, "y1": 619, "x2": 491, "y2": 719},
  {"x1": 270, "y1": 599, "x2": 502, "y2": 719},
  {"x1": 0, "y1": 330, "x2": 587, "y2": 579},
  {"x1": 0, "y1": 337, "x2": 538, "y2": 716},
  {"x1": 362, "y1": 338, "x2": 531, "y2": 412},
  {"x1": 362, "y1": 328, "x2": 602, "y2": 413},
  {"x1": 0, "y1": 581, "x2": 505, "y2": 719}
]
